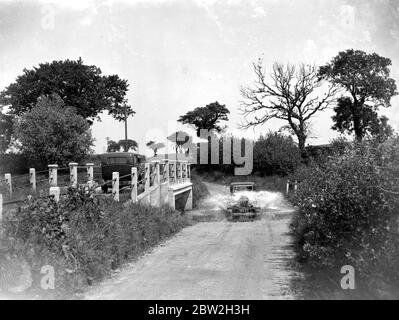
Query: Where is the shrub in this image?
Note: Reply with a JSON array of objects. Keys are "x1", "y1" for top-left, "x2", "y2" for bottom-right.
[
  {"x1": 14, "y1": 94, "x2": 94, "y2": 167},
  {"x1": 290, "y1": 139, "x2": 399, "y2": 290},
  {"x1": 0, "y1": 187, "x2": 190, "y2": 297},
  {"x1": 253, "y1": 132, "x2": 301, "y2": 176}
]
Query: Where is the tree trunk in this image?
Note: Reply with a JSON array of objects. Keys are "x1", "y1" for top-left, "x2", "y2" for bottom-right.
[
  {"x1": 352, "y1": 102, "x2": 364, "y2": 141},
  {"x1": 297, "y1": 133, "x2": 307, "y2": 159}
]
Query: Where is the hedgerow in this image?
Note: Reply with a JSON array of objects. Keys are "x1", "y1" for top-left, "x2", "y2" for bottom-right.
[
  {"x1": 290, "y1": 138, "x2": 399, "y2": 292},
  {"x1": 0, "y1": 187, "x2": 190, "y2": 297}
]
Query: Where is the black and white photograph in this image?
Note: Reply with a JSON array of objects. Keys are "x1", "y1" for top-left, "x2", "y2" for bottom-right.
[{"x1": 0, "y1": 0, "x2": 399, "y2": 305}]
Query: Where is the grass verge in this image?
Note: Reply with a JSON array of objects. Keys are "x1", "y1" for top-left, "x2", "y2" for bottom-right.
[{"x1": 0, "y1": 186, "x2": 191, "y2": 299}]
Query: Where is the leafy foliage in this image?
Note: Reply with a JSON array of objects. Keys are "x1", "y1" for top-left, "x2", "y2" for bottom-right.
[
  {"x1": 14, "y1": 94, "x2": 94, "y2": 166},
  {"x1": 319, "y1": 49, "x2": 398, "y2": 140},
  {"x1": 0, "y1": 111, "x2": 13, "y2": 154},
  {"x1": 0, "y1": 58, "x2": 134, "y2": 122},
  {"x1": 332, "y1": 97, "x2": 394, "y2": 141},
  {"x1": 178, "y1": 101, "x2": 229, "y2": 137},
  {"x1": 167, "y1": 131, "x2": 191, "y2": 153},
  {"x1": 1, "y1": 187, "x2": 190, "y2": 297},
  {"x1": 106, "y1": 139, "x2": 138, "y2": 152},
  {"x1": 106, "y1": 140, "x2": 121, "y2": 152},
  {"x1": 290, "y1": 139, "x2": 399, "y2": 288},
  {"x1": 118, "y1": 139, "x2": 138, "y2": 152},
  {"x1": 146, "y1": 141, "x2": 165, "y2": 156},
  {"x1": 253, "y1": 132, "x2": 301, "y2": 176}
]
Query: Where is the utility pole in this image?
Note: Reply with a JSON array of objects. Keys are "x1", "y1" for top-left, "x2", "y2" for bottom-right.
[
  {"x1": 105, "y1": 136, "x2": 110, "y2": 153},
  {"x1": 124, "y1": 103, "x2": 128, "y2": 152}
]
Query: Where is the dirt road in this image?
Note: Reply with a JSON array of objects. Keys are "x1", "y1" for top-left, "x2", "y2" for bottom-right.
[{"x1": 84, "y1": 182, "x2": 302, "y2": 299}]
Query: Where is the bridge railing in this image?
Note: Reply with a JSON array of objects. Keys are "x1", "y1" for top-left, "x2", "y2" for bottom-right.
[{"x1": 0, "y1": 159, "x2": 192, "y2": 222}]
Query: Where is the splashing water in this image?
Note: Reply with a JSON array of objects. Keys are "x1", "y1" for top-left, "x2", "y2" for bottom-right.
[{"x1": 201, "y1": 187, "x2": 291, "y2": 212}]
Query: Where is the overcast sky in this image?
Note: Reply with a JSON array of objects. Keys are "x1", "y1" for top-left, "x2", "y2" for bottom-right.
[{"x1": 1, "y1": 0, "x2": 398, "y2": 155}]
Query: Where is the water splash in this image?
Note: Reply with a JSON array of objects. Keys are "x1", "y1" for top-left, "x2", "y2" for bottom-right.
[{"x1": 201, "y1": 189, "x2": 290, "y2": 212}]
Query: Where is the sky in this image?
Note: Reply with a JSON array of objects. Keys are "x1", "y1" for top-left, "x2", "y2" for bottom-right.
[{"x1": 0, "y1": 0, "x2": 399, "y2": 156}]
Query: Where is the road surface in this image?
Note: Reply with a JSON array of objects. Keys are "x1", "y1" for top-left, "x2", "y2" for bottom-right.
[{"x1": 84, "y1": 182, "x2": 302, "y2": 299}]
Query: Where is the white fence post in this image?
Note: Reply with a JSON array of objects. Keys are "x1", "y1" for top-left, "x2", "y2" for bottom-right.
[
  {"x1": 48, "y1": 164, "x2": 58, "y2": 187},
  {"x1": 164, "y1": 160, "x2": 169, "y2": 184},
  {"x1": 286, "y1": 179, "x2": 290, "y2": 194},
  {"x1": 4, "y1": 173, "x2": 12, "y2": 197},
  {"x1": 176, "y1": 162, "x2": 180, "y2": 184},
  {"x1": 144, "y1": 163, "x2": 150, "y2": 192},
  {"x1": 49, "y1": 186, "x2": 60, "y2": 202},
  {"x1": 29, "y1": 168, "x2": 36, "y2": 192},
  {"x1": 173, "y1": 162, "x2": 177, "y2": 184},
  {"x1": 294, "y1": 180, "x2": 298, "y2": 193},
  {"x1": 183, "y1": 163, "x2": 187, "y2": 183},
  {"x1": 69, "y1": 162, "x2": 78, "y2": 188},
  {"x1": 86, "y1": 163, "x2": 94, "y2": 187},
  {"x1": 131, "y1": 167, "x2": 137, "y2": 202},
  {"x1": 112, "y1": 172, "x2": 119, "y2": 202},
  {"x1": 155, "y1": 161, "x2": 160, "y2": 186}
]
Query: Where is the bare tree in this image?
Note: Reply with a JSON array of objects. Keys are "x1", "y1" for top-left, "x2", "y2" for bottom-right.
[{"x1": 240, "y1": 59, "x2": 338, "y2": 158}]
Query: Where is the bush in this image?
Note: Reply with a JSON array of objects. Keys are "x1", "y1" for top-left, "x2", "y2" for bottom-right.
[
  {"x1": 254, "y1": 132, "x2": 301, "y2": 176},
  {"x1": 290, "y1": 139, "x2": 399, "y2": 291},
  {"x1": 14, "y1": 94, "x2": 94, "y2": 167},
  {"x1": 0, "y1": 187, "x2": 190, "y2": 297},
  {"x1": 0, "y1": 153, "x2": 46, "y2": 175}
]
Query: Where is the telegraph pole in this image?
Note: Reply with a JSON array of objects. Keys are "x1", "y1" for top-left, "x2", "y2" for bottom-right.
[{"x1": 124, "y1": 103, "x2": 128, "y2": 152}]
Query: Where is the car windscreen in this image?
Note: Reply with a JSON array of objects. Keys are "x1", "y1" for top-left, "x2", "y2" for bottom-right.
[
  {"x1": 233, "y1": 185, "x2": 253, "y2": 191},
  {"x1": 106, "y1": 157, "x2": 129, "y2": 165}
]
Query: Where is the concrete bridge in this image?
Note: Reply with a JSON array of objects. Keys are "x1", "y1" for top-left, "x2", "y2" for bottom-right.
[
  {"x1": 132, "y1": 160, "x2": 193, "y2": 211},
  {"x1": 0, "y1": 159, "x2": 193, "y2": 222}
]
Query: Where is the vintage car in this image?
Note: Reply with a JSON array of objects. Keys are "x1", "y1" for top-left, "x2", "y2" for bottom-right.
[
  {"x1": 99, "y1": 152, "x2": 146, "y2": 192},
  {"x1": 227, "y1": 182, "x2": 260, "y2": 221},
  {"x1": 229, "y1": 181, "x2": 256, "y2": 194}
]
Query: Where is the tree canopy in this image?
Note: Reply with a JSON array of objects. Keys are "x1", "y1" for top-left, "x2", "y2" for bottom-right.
[
  {"x1": 118, "y1": 139, "x2": 138, "y2": 152},
  {"x1": 14, "y1": 94, "x2": 94, "y2": 166},
  {"x1": 167, "y1": 131, "x2": 190, "y2": 153},
  {"x1": 319, "y1": 49, "x2": 397, "y2": 140},
  {"x1": 0, "y1": 58, "x2": 135, "y2": 122},
  {"x1": 241, "y1": 59, "x2": 337, "y2": 158},
  {"x1": 178, "y1": 101, "x2": 229, "y2": 137},
  {"x1": 253, "y1": 132, "x2": 301, "y2": 176},
  {"x1": 106, "y1": 139, "x2": 138, "y2": 152},
  {"x1": 0, "y1": 111, "x2": 13, "y2": 154},
  {"x1": 146, "y1": 141, "x2": 165, "y2": 157}
]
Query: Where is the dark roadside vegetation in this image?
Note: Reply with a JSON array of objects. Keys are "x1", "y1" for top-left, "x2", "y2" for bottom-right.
[
  {"x1": 0, "y1": 169, "x2": 209, "y2": 299},
  {"x1": 288, "y1": 138, "x2": 399, "y2": 300}
]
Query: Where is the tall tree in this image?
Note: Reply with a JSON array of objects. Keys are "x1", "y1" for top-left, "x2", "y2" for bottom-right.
[
  {"x1": 146, "y1": 141, "x2": 165, "y2": 157},
  {"x1": 14, "y1": 94, "x2": 93, "y2": 166},
  {"x1": 0, "y1": 58, "x2": 135, "y2": 122},
  {"x1": 178, "y1": 101, "x2": 229, "y2": 137},
  {"x1": 240, "y1": 59, "x2": 337, "y2": 158},
  {"x1": 319, "y1": 49, "x2": 397, "y2": 140},
  {"x1": 167, "y1": 131, "x2": 190, "y2": 153}
]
